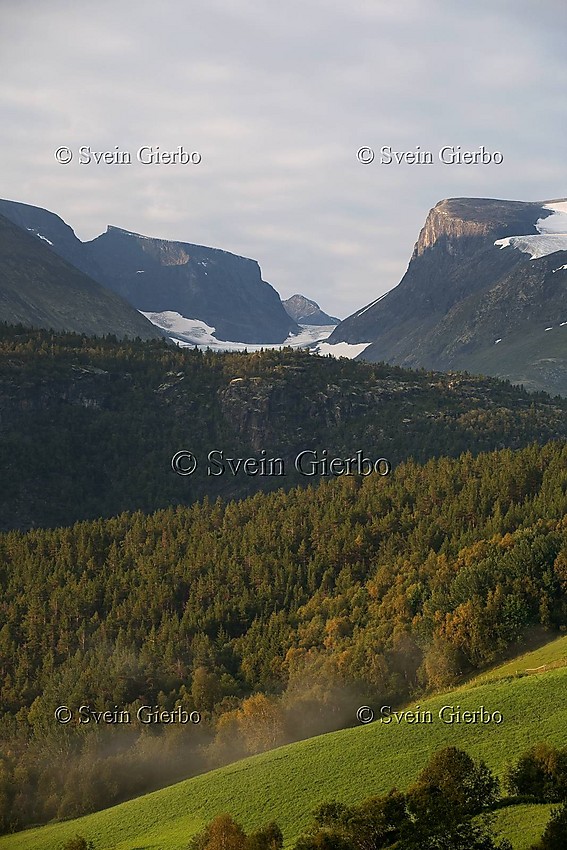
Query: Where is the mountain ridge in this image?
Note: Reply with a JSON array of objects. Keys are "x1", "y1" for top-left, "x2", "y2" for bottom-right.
[
  {"x1": 0, "y1": 199, "x2": 300, "y2": 345},
  {"x1": 86, "y1": 224, "x2": 299, "y2": 344},
  {"x1": 0, "y1": 212, "x2": 163, "y2": 340},
  {"x1": 328, "y1": 196, "x2": 567, "y2": 396}
]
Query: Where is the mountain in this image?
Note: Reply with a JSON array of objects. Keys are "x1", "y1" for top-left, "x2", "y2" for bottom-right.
[
  {"x1": 282, "y1": 293, "x2": 340, "y2": 325},
  {"x1": 0, "y1": 199, "x2": 300, "y2": 345},
  {"x1": 0, "y1": 198, "x2": 102, "y2": 279},
  {"x1": 0, "y1": 212, "x2": 162, "y2": 340},
  {"x1": 86, "y1": 226, "x2": 299, "y2": 344},
  {"x1": 328, "y1": 197, "x2": 567, "y2": 396}
]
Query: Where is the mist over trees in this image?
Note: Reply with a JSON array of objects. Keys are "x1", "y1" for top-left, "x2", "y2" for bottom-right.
[{"x1": 1, "y1": 439, "x2": 567, "y2": 830}]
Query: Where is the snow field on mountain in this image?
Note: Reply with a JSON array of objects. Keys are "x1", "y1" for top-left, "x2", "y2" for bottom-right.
[
  {"x1": 495, "y1": 200, "x2": 567, "y2": 259},
  {"x1": 141, "y1": 310, "x2": 337, "y2": 352}
]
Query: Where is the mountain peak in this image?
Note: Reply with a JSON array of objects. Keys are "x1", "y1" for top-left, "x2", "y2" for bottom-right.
[
  {"x1": 282, "y1": 294, "x2": 339, "y2": 326},
  {"x1": 328, "y1": 195, "x2": 567, "y2": 396}
]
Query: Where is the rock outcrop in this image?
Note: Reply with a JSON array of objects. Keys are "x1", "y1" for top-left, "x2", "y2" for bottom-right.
[{"x1": 412, "y1": 198, "x2": 545, "y2": 257}]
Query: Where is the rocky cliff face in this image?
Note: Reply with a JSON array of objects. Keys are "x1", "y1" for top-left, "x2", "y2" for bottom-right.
[
  {"x1": 0, "y1": 366, "x2": 120, "y2": 433},
  {"x1": 217, "y1": 370, "x2": 421, "y2": 450},
  {"x1": 412, "y1": 198, "x2": 544, "y2": 257},
  {"x1": 86, "y1": 226, "x2": 299, "y2": 344},
  {"x1": 328, "y1": 197, "x2": 567, "y2": 396}
]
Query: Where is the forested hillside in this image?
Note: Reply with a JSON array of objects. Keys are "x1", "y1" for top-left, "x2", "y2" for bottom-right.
[
  {"x1": 1, "y1": 441, "x2": 567, "y2": 831},
  {"x1": 1, "y1": 324, "x2": 567, "y2": 531}
]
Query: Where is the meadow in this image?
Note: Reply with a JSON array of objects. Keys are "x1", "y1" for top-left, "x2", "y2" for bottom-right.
[{"x1": 2, "y1": 635, "x2": 566, "y2": 850}]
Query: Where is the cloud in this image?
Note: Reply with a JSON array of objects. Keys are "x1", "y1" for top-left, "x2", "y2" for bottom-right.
[{"x1": 1, "y1": 0, "x2": 566, "y2": 317}]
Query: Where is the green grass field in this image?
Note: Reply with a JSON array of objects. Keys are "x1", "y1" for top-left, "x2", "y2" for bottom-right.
[
  {"x1": 491, "y1": 805, "x2": 555, "y2": 850},
  {"x1": 3, "y1": 636, "x2": 567, "y2": 850},
  {"x1": 469, "y1": 633, "x2": 567, "y2": 684}
]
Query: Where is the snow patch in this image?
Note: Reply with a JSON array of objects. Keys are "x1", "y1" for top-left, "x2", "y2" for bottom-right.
[
  {"x1": 140, "y1": 311, "x2": 336, "y2": 352},
  {"x1": 314, "y1": 341, "x2": 372, "y2": 359},
  {"x1": 136, "y1": 270, "x2": 145, "y2": 274},
  {"x1": 27, "y1": 227, "x2": 53, "y2": 245},
  {"x1": 494, "y1": 200, "x2": 567, "y2": 259},
  {"x1": 495, "y1": 338, "x2": 502, "y2": 344},
  {"x1": 141, "y1": 312, "x2": 217, "y2": 341},
  {"x1": 552, "y1": 264, "x2": 567, "y2": 273},
  {"x1": 545, "y1": 327, "x2": 553, "y2": 331},
  {"x1": 284, "y1": 325, "x2": 337, "y2": 346},
  {"x1": 495, "y1": 233, "x2": 567, "y2": 259},
  {"x1": 537, "y1": 201, "x2": 567, "y2": 233}
]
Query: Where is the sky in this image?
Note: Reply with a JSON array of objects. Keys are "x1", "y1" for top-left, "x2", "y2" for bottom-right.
[{"x1": 1, "y1": 0, "x2": 566, "y2": 319}]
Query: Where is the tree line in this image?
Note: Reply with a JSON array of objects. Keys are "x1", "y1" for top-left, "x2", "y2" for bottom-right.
[{"x1": 1, "y1": 322, "x2": 567, "y2": 531}]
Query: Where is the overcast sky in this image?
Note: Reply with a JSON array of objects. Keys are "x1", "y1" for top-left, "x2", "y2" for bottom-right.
[{"x1": 1, "y1": 0, "x2": 566, "y2": 318}]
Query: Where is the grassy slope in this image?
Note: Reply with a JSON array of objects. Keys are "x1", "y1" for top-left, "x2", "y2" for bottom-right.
[
  {"x1": 470, "y1": 633, "x2": 567, "y2": 683},
  {"x1": 491, "y1": 805, "x2": 555, "y2": 850},
  {"x1": 3, "y1": 637, "x2": 567, "y2": 850}
]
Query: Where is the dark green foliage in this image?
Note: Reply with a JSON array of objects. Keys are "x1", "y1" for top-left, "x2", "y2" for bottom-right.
[
  {"x1": 313, "y1": 802, "x2": 351, "y2": 828},
  {"x1": 311, "y1": 791, "x2": 409, "y2": 850},
  {"x1": 294, "y1": 750, "x2": 507, "y2": 849},
  {"x1": 247, "y1": 821, "x2": 284, "y2": 850},
  {"x1": 408, "y1": 746, "x2": 499, "y2": 818},
  {"x1": 2, "y1": 324, "x2": 567, "y2": 531},
  {"x1": 530, "y1": 803, "x2": 567, "y2": 850},
  {"x1": 294, "y1": 832, "x2": 353, "y2": 850},
  {"x1": 343, "y1": 790, "x2": 409, "y2": 849},
  {"x1": 506, "y1": 744, "x2": 567, "y2": 802},
  {"x1": 396, "y1": 818, "x2": 512, "y2": 850}
]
